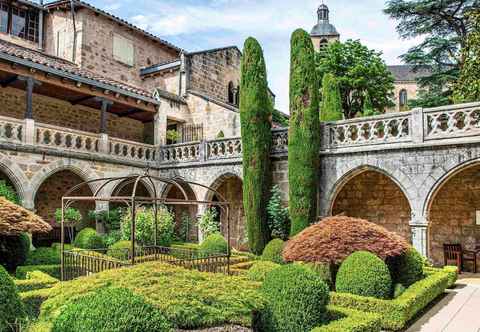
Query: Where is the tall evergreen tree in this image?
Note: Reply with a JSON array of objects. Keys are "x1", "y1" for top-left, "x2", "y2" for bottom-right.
[
  {"x1": 288, "y1": 29, "x2": 321, "y2": 236},
  {"x1": 362, "y1": 92, "x2": 379, "y2": 117},
  {"x1": 320, "y1": 73, "x2": 343, "y2": 121},
  {"x1": 239, "y1": 37, "x2": 272, "y2": 254},
  {"x1": 454, "y1": 11, "x2": 480, "y2": 102}
]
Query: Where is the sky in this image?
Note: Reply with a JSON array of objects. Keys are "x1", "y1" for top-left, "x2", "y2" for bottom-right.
[{"x1": 83, "y1": 0, "x2": 420, "y2": 113}]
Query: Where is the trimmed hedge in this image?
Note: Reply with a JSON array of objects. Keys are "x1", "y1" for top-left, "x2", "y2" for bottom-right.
[
  {"x1": 25, "y1": 247, "x2": 60, "y2": 266},
  {"x1": 73, "y1": 228, "x2": 104, "y2": 250},
  {"x1": 297, "y1": 262, "x2": 334, "y2": 290},
  {"x1": 0, "y1": 265, "x2": 25, "y2": 332},
  {"x1": 390, "y1": 248, "x2": 424, "y2": 287},
  {"x1": 336, "y1": 251, "x2": 392, "y2": 299},
  {"x1": 20, "y1": 288, "x2": 52, "y2": 319},
  {"x1": 16, "y1": 265, "x2": 61, "y2": 280},
  {"x1": 330, "y1": 268, "x2": 451, "y2": 330},
  {"x1": 258, "y1": 264, "x2": 329, "y2": 332},
  {"x1": 0, "y1": 233, "x2": 30, "y2": 271},
  {"x1": 36, "y1": 262, "x2": 265, "y2": 329},
  {"x1": 107, "y1": 240, "x2": 133, "y2": 260},
  {"x1": 261, "y1": 239, "x2": 285, "y2": 264},
  {"x1": 247, "y1": 261, "x2": 280, "y2": 282},
  {"x1": 14, "y1": 271, "x2": 59, "y2": 293},
  {"x1": 424, "y1": 266, "x2": 458, "y2": 288},
  {"x1": 312, "y1": 306, "x2": 381, "y2": 332},
  {"x1": 52, "y1": 287, "x2": 172, "y2": 332},
  {"x1": 199, "y1": 232, "x2": 228, "y2": 256}
]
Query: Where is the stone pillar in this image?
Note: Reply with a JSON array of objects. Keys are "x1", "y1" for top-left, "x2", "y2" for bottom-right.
[
  {"x1": 411, "y1": 108, "x2": 424, "y2": 144},
  {"x1": 197, "y1": 203, "x2": 208, "y2": 242},
  {"x1": 24, "y1": 118, "x2": 35, "y2": 145},
  {"x1": 99, "y1": 133, "x2": 109, "y2": 154},
  {"x1": 410, "y1": 217, "x2": 428, "y2": 257},
  {"x1": 154, "y1": 103, "x2": 168, "y2": 146}
]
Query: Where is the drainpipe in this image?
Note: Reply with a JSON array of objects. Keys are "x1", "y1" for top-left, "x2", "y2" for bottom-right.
[
  {"x1": 38, "y1": 0, "x2": 44, "y2": 50},
  {"x1": 70, "y1": 0, "x2": 77, "y2": 63}
]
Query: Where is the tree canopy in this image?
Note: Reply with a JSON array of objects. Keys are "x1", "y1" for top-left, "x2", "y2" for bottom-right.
[
  {"x1": 317, "y1": 40, "x2": 395, "y2": 119},
  {"x1": 385, "y1": 0, "x2": 479, "y2": 107}
]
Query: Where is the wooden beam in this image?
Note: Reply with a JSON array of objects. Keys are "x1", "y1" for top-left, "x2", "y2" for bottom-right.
[
  {"x1": 24, "y1": 77, "x2": 34, "y2": 119},
  {"x1": 0, "y1": 61, "x2": 157, "y2": 113},
  {"x1": 0, "y1": 75, "x2": 18, "y2": 87},
  {"x1": 69, "y1": 95, "x2": 96, "y2": 105},
  {"x1": 117, "y1": 109, "x2": 145, "y2": 118}
]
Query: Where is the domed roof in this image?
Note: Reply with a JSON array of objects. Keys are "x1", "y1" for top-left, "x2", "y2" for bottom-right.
[{"x1": 311, "y1": 22, "x2": 339, "y2": 37}]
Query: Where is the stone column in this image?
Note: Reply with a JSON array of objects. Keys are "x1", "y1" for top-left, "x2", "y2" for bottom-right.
[
  {"x1": 24, "y1": 118, "x2": 35, "y2": 145},
  {"x1": 411, "y1": 108, "x2": 424, "y2": 144},
  {"x1": 410, "y1": 216, "x2": 428, "y2": 257},
  {"x1": 154, "y1": 103, "x2": 168, "y2": 146},
  {"x1": 196, "y1": 203, "x2": 208, "y2": 243}
]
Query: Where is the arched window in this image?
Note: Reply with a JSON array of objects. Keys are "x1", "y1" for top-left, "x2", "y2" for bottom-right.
[
  {"x1": 228, "y1": 81, "x2": 235, "y2": 104},
  {"x1": 399, "y1": 89, "x2": 408, "y2": 107},
  {"x1": 319, "y1": 39, "x2": 329, "y2": 50}
]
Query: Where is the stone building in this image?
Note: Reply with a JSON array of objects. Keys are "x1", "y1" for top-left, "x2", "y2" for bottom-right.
[{"x1": 310, "y1": 4, "x2": 430, "y2": 114}]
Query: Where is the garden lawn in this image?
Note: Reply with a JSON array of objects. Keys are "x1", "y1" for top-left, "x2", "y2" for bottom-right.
[{"x1": 36, "y1": 262, "x2": 265, "y2": 329}]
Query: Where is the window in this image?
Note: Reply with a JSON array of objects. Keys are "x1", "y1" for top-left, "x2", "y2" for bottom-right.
[
  {"x1": 399, "y1": 89, "x2": 408, "y2": 107},
  {"x1": 0, "y1": 1, "x2": 39, "y2": 43},
  {"x1": 319, "y1": 39, "x2": 329, "y2": 50},
  {"x1": 228, "y1": 81, "x2": 235, "y2": 104},
  {"x1": 113, "y1": 34, "x2": 134, "y2": 66}
]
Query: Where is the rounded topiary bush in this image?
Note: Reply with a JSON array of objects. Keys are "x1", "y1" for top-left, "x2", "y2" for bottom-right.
[
  {"x1": 107, "y1": 240, "x2": 135, "y2": 260},
  {"x1": 73, "y1": 228, "x2": 105, "y2": 250},
  {"x1": 336, "y1": 251, "x2": 392, "y2": 299},
  {"x1": 52, "y1": 287, "x2": 172, "y2": 332},
  {"x1": 0, "y1": 233, "x2": 30, "y2": 271},
  {"x1": 258, "y1": 264, "x2": 330, "y2": 332},
  {"x1": 261, "y1": 239, "x2": 285, "y2": 264},
  {"x1": 199, "y1": 232, "x2": 228, "y2": 256},
  {"x1": 247, "y1": 261, "x2": 280, "y2": 282},
  {"x1": 390, "y1": 247, "x2": 424, "y2": 287},
  {"x1": 0, "y1": 265, "x2": 25, "y2": 332}
]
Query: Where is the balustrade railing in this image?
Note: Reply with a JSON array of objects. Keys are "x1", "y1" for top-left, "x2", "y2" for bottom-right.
[
  {"x1": 36, "y1": 123, "x2": 100, "y2": 153},
  {"x1": 206, "y1": 137, "x2": 242, "y2": 160},
  {"x1": 160, "y1": 141, "x2": 200, "y2": 163},
  {"x1": 108, "y1": 137, "x2": 156, "y2": 162},
  {"x1": 424, "y1": 103, "x2": 480, "y2": 140},
  {"x1": 0, "y1": 116, "x2": 23, "y2": 144},
  {"x1": 272, "y1": 128, "x2": 288, "y2": 153}
]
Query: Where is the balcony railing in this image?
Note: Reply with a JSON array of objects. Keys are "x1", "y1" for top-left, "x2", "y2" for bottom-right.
[{"x1": 0, "y1": 102, "x2": 479, "y2": 166}]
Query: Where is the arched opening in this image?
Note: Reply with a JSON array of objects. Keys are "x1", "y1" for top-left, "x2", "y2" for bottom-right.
[
  {"x1": 0, "y1": 169, "x2": 20, "y2": 203},
  {"x1": 227, "y1": 81, "x2": 235, "y2": 104},
  {"x1": 110, "y1": 179, "x2": 153, "y2": 210},
  {"x1": 319, "y1": 38, "x2": 329, "y2": 50},
  {"x1": 207, "y1": 175, "x2": 245, "y2": 250},
  {"x1": 331, "y1": 170, "x2": 412, "y2": 242},
  {"x1": 163, "y1": 183, "x2": 198, "y2": 242},
  {"x1": 399, "y1": 89, "x2": 408, "y2": 108},
  {"x1": 34, "y1": 170, "x2": 94, "y2": 245},
  {"x1": 427, "y1": 164, "x2": 480, "y2": 266}
]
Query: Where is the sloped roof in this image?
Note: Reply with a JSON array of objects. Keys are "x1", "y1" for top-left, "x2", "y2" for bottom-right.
[
  {"x1": 0, "y1": 197, "x2": 52, "y2": 235},
  {"x1": 388, "y1": 65, "x2": 432, "y2": 82},
  {"x1": 45, "y1": 0, "x2": 182, "y2": 53}
]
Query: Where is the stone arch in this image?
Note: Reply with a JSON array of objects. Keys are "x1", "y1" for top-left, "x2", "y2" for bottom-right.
[
  {"x1": 329, "y1": 165, "x2": 413, "y2": 243},
  {"x1": 424, "y1": 159, "x2": 480, "y2": 266},
  {"x1": 204, "y1": 172, "x2": 245, "y2": 250},
  {"x1": 0, "y1": 154, "x2": 29, "y2": 207},
  {"x1": 109, "y1": 177, "x2": 155, "y2": 210}
]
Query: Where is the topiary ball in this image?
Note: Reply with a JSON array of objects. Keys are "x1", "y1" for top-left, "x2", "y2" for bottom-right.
[
  {"x1": 390, "y1": 247, "x2": 424, "y2": 287},
  {"x1": 0, "y1": 233, "x2": 30, "y2": 271},
  {"x1": 199, "y1": 232, "x2": 228, "y2": 256},
  {"x1": 336, "y1": 251, "x2": 392, "y2": 299},
  {"x1": 247, "y1": 261, "x2": 280, "y2": 282},
  {"x1": 0, "y1": 265, "x2": 25, "y2": 332},
  {"x1": 73, "y1": 228, "x2": 105, "y2": 250},
  {"x1": 261, "y1": 239, "x2": 285, "y2": 264},
  {"x1": 258, "y1": 264, "x2": 330, "y2": 332},
  {"x1": 52, "y1": 287, "x2": 172, "y2": 332},
  {"x1": 107, "y1": 240, "x2": 136, "y2": 260}
]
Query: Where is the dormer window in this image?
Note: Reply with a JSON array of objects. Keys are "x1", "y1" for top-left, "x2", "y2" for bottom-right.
[{"x1": 0, "y1": 1, "x2": 39, "y2": 43}]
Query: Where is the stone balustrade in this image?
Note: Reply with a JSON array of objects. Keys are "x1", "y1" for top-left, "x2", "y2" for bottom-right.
[{"x1": 1, "y1": 103, "x2": 479, "y2": 166}]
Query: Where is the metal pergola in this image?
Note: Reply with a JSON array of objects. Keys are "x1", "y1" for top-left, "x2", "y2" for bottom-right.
[{"x1": 60, "y1": 171, "x2": 231, "y2": 280}]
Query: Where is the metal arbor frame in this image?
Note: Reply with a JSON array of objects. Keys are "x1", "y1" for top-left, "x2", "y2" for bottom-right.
[{"x1": 60, "y1": 172, "x2": 231, "y2": 280}]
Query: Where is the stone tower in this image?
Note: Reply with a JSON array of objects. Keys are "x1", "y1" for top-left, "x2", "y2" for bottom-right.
[{"x1": 310, "y1": 4, "x2": 340, "y2": 52}]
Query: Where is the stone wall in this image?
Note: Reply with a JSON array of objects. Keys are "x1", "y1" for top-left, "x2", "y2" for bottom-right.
[
  {"x1": 187, "y1": 48, "x2": 241, "y2": 105},
  {"x1": 428, "y1": 165, "x2": 480, "y2": 266},
  {"x1": 331, "y1": 170, "x2": 412, "y2": 242},
  {"x1": 0, "y1": 87, "x2": 148, "y2": 143}
]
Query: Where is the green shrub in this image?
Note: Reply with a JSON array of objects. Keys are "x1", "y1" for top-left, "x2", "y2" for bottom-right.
[
  {"x1": 0, "y1": 180, "x2": 19, "y2": 203},
  {"x1": 199, "y1": 232, "x2": 228, "y2": 256},
  {"x1": 0, "y1": 265, "x2": 25, "y2": 331},
  {"x1": 52, "y1": 287, "x2": 173, "y2": 332},
  {"x1": 121, "y1": 207, "x2": 174, "y2": 247},
  {"x1": 107, "y1": 240, "x2": 134, "y2": 260},
  {"x1": 393, "y1": 284, "x2": 406, "y2": 298},
  {"x1": 14, "y1": 271, "x2": 58, "y2": 292},
  {"x1": 16, "y1": 265, "x2": 61, "y2": 280},
  {"x1": 424, "y1": 266, "x2": 458, "y2": 288},
  {"x1": 73, "y1": 228, "x2": 104, "y2": 250},
  {"x1": 0, "y1": 233, "x2": 30, "y2": 271},
  {"x1": 20, "y1": 288, "x2": 52, "y2": 319},
  {"x1": 177, "y1": 212, "x2": 195, "y2": 242},
  {"x1": 320, "y1": 73, "x2": 343, "y2": 122},
  {"x1": 88, "y1": 208, "x2": 122, "y2": 232},
  {"x1": 336, "y1": 251, "x2": 392, "y2": 299},
  {"x1": 36, "y1": 262, "x2": 265, "y2": 329},
  {"x1": 266, "y1": 185, "x2": 290, "y2": 240},
  {"x1": 258, "y1": 264, "x2": 329, "y2": 332},
  {"x1": 54, "y1": 208, "x2": 82, "y2": 243},
  {"x1": 261, "y1": 239, "x2": 285, "y2": 264},
  {"x1": 102, "y1": 230, "x2": 123, "y2": 248},
  {"x1": 298, "y1": 262, "x2": 334, "y2": 290},
  {"x1": 390, "y1": 248, "x2": 424, "y2": 287},
  {"x1": 330, "y1": 270, "x2": 450, "y2": 330},
  {"x1": 197, "y1": 208, "x2": 220, "y2": 239},
  {"x1": 311, "y1": 306, "x2": 381, "y2": 332},
  {"x1": 247, "y1": 261, "x2": 280, "y2": 282},
  {"x1": 25, "y1": 247, "x2": 60, "y2": 266}
]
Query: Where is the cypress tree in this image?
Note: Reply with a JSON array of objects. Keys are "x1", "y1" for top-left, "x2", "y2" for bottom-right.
[
  {"x1": 362, "y1": 92, "x2": 375, "y2": 117},
  {"x1": 239, "y1": 37, "x2": 272, "y2": 254},
  {"x1": 320, "y1": 73, "x2": 343, "y2": 121},
  {"x1": 288, "y1": 29, "x2": 321, "y2": 236}
]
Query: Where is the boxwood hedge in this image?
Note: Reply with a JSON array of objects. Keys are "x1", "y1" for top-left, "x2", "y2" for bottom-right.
[
  {"x1": 16, "y1": 265, "x2": 61, "y2": 280},
  {"x1": 312, "y1": 306, "x2": 381, "y2": 332},
  {"x1": 14, "y1": 271, "x2": 59, "y2": 293}
]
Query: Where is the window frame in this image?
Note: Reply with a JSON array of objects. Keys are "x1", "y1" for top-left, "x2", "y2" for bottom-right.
[
  {"x1": 0, "y1": 1, "x2": 39, "y2": 43},
  {"x1": 113, "y1": 33, "x2": 135, "y2": 67},
  {"x1": 399, "y1": 89, "x2": 408, "y2": 107}
]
